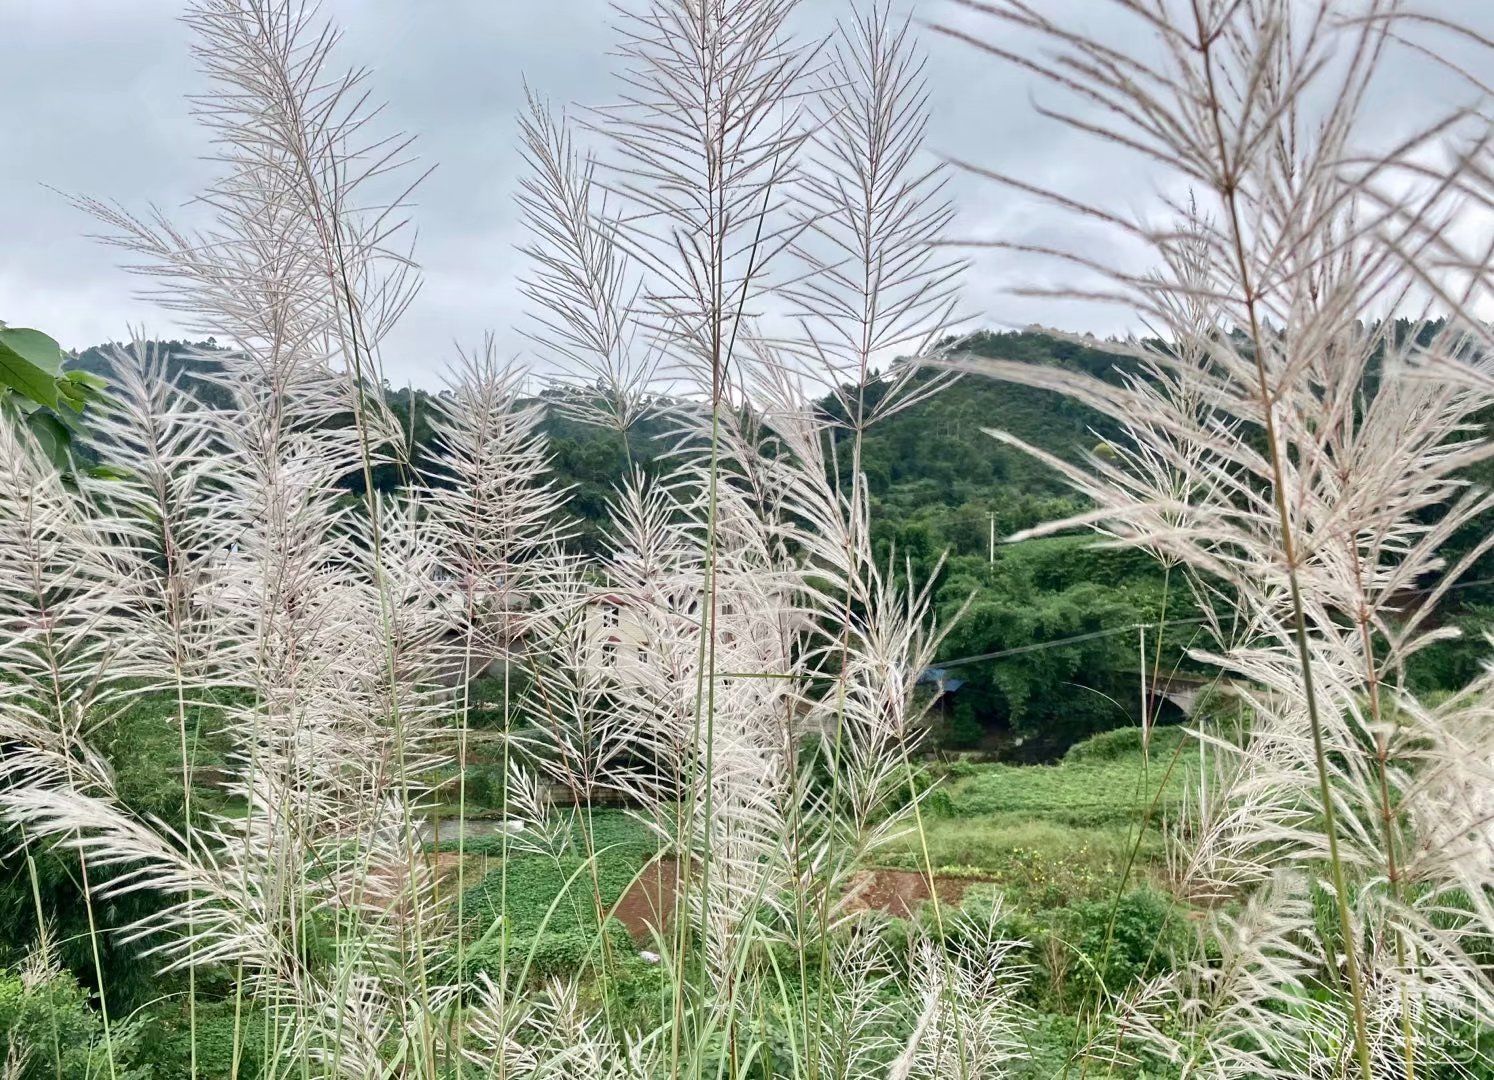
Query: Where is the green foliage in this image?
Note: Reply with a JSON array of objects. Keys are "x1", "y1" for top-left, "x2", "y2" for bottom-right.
[
  {"x1": 939, "y1": 705, "x2": 987, "y2": 750},
  {"x1": 926, "y1": 727, "x2": 1190, "y2": 829},
  {"x1": 132, "y1": 999, "x2": 270, "y2": 1080},
  {"x1": 453, "y1": 764, "x2": 506, "y2": 810},
  {"x1": 70, "y1": 337, "x2": 233, "y2": 410},
  {"x1": 0, "y1": 322, "x2": 109, "y2": 473},
  {"x1": 937, "y1": 886, "x2": 1187, "y2": 1013},
  {"x1": 67, "y1": 331, "x2": 1221, "y2": 756},
  {"x1": 464, "y1": 671, "x2": 535, "y2": 731},
  {"x1": 1002, "y1": 1012, "x2": 1087, "y2": 1080},
  {"x1": 34, "y1": 326, "x2": 1486, "y2": 1074},
  {"x1": 62, "y1": 330, "x2": 1494, "y2": 765},
  {"x1": 851, "y1": 331, "x2": 1128, "y2": 520},
  {"x1": 592, "y1": 953, "x2": 669, "y2": 1022},
  {"x1": 885, "y1": 819, "x2": 1153, "y2": 909},
  {"x1": 932, "y1": 537, "x2": 1206, "y2": 756},
  {"x1": 434, "y1": 809, "x2": 657, "y2": 858},
  {"x1": 0, "y1": 692, "x2": 233, "y2": 1012},
  {"x1": 99, "y1": 693, "x2": 223, "y2": 824},
  {"x1": 0, "y1": 326, "x2": 66, "y2": 408},
  {"x1": 539, "y1": 398, "x2": 676, "y2": 555},
  {"x1": 0, "y1": 965, "x2": 150, "y2": 1080},
  {"x1": 455, "y1": 810, "x2": 662, "y2": 978},
  {"x1": 461, "y1": 849, "x2": 641, "y2": 940},
  {"x1": 1405, "y1": 604, "x2": 1494, "y2": 693},
  {"x1": 1060, "y1": 888, "x2": 1187, "y2": 1002},
  {"x1": 464, "y1": 922, "x2": 636, "y2": 983},
  {"x1": 1063, "y1": 724, "x2": 1179, "y2": 763}
]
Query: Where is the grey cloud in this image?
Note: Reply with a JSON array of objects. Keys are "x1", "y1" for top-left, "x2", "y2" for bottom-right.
[{"x1": 2, "y1": 0, "x2": 1489, "y2": 385}]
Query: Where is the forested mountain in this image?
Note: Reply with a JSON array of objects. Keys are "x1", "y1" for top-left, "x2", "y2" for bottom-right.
[
  {"x1": 69, "y1": 332, "x2": 1119, "y2": 542},
  {"x1": 65, "y1": 328, "x2": 1490, "y2": 758},
  {"x1": 72, "y1": 338, "x2": 235, "y2": 409}
]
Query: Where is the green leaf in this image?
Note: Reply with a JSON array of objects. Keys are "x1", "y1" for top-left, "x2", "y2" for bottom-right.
[
  {"x1": 0, "y1": 327, "x2": 64, "y2": 374},
  {"x1": 0, "y1": 328, "x2": 64, "y2": 408},
  {"x1": 56, "y1": 379, "x2": 88, "y2": 413},
  {"x1": 54, "y1": 369, "x2": 110, "y2": 414},
  {"x1": 25, "y1": 411, "x2": 71, "y2": 471},
  {"x1": 63, "y1": 369, "x2": 108, "y2": 392}
]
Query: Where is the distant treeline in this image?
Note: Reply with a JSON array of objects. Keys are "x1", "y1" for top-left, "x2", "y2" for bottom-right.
[{"x1": 68, "y1": 326, "x2": 1494, "y2": 755}]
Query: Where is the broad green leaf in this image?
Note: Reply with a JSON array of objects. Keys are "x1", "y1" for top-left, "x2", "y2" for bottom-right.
[
  {"x1": 0, "y1": 327, "x2": 64, "y2": 374},
  {"x1": 25, "y1": 411, "x2": 71, "y2": 471},
  {"x1": 56, "y1": 378, "x2": 88, "y2": 413},
  {"x1": 0, "y1": 328, "x2": 63, "y2": 408},
  {"x1": 63, "y1": 369, "x2": 108, "y2": 391},
  {"x1": 49, "y1": 369, "x2": 109, "y2": 415}
]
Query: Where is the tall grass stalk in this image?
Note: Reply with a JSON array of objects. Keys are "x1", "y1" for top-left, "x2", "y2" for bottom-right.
[
  {"x1": 4, "y1": 1, "x2": 1493, "y2": 1078},
  {"x1": 939, "y1": 1, "x2": 1494, "y2": 1074}
]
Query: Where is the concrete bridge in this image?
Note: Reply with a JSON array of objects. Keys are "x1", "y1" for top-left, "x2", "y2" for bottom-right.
[{"x1": 1141, "y1": 671, "x2": 1238, "y2": 715}]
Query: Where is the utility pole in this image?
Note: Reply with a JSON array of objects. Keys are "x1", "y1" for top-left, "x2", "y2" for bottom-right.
[{"x1": 988, "y1": 511, "x2": 995, "y2": 566}]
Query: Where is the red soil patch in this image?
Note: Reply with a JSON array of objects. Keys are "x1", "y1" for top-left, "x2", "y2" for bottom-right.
[
  {"x1": 606, "y1": 862, "x2": 979, "y2": 943},
  {"x1": 609, "y1": 856, "x2": 683, "y2": 943},
  {"x1": 841, "y1": 869, "x2": 980, "y2": 919}
]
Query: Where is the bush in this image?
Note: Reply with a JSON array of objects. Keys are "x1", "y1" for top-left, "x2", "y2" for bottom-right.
[
  {"x1": 927, "y1": 886, "x2": 1188, "y2": 1013},
  {"x1": 594, "y1": 953, "x2": 669, "y2": 1022},
  {"x1": 1063, "y1": 724, "x2": 1185, "y2": 764},
  {"x1": 1056, "y1": 888, "x2": 1187, "y2": 1006},
  {"x1": 134, "y1": 999, "x2": 270, "y2": 1080},
  {"x1": 0, "y1": 965, "x2": 149, "y2": 1080},
  {"x1": 942, "y1": 704, "x2": 987, "y2": 750},
  {"x1": 458, "y1": 765, "x2": 504, "y2": 810},
  {"x1": 1406, "y1": 605, "x2": 1494, "y2": 693}
]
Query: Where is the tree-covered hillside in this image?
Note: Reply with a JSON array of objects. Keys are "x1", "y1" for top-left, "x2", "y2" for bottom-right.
[{"x1": 66, "y1": 328, "x2": 1490, "y2": 757}]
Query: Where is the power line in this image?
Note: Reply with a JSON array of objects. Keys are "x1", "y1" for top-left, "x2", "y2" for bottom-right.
[
  {"x1": 932, "y1": 572, "x2": 1494, "y2": 672},
  {"x1": 935, "y1": 616, "x2": 1212, "y2": 670}
]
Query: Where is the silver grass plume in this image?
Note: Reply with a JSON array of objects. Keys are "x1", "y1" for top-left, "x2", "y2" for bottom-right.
[
  {"x1": 518, "y1": 92, "x2": 661, "y2": 433},
  {"x1": 937, "y1": 1, "x2": 1494, "y2": 1075},
  {"x1": 788, "y1": 1, "x2": 964, "y2": 433},
  {"x1": 0, "y1": 0, "x2": 1003, "y2": 1076},
  {"x1": 591, "y1": 0, "x2": 819, "y2": 400}
]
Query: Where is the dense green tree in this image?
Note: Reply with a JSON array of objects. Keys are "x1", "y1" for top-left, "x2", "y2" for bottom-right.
[{"x1": 930, "y1": 538, "x2": 1201, "y2": 758}]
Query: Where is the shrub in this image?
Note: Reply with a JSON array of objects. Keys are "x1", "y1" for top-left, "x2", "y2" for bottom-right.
[
  {"x1": 0, "y1": 965, "x2": 149, "y2": 1080},
  {"x1": 134, "y1": 1000, "x2": 270, "y2": 1080},
  {"x1": 1405, "y1": 605, "x2": 1494, "y2": 693},
  {"x1": 458, "y1": 765, "x2": 504, "y2": 810},
  {"x1": 1056, "y1": 889, "x2": 1187, "y2": 1006},
  {"x1": 932, "y1": 885, "x2": 1188, "y2": 1013},
  {"x1": 1063, "y1": 724, "x2": 1185, "y2": 764},
  {"x1": 593, "y1": 953, "x2": 669, "y2": 1023}
]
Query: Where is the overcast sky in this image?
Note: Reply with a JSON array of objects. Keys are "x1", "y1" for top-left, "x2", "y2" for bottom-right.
[{"x1": 2, "y1": 0, "x2": 1489, "y2": 386}]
